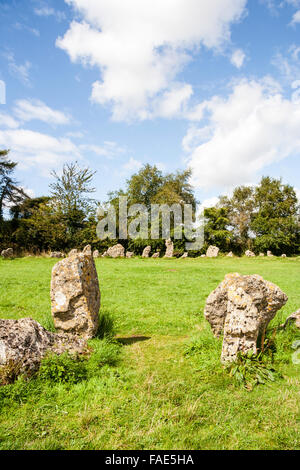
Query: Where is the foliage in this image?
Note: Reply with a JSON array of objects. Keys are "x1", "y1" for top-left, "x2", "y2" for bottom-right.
[
  {"x1": 38, "y1": 353, "x2": 88, "y2": 385},
  {"x1": 225, "y1": 351, "x2": 281, "y2": 391},
  {"x1": 0, "y1": 150, "x2": 28, "y2": 221},
  {"x1": 204, "y1": 207, "x2": 234, "y2": 252}
]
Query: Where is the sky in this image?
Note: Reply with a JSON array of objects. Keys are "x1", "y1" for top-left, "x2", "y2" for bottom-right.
[{"x1": 0, "y1": 0, "x2": 300, "y2": 209}]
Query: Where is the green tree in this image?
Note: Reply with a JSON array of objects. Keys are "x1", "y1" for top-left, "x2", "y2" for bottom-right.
[
  {"x1": 49, "y1": 162, "x2": 97, "y2": 238},
  {"x1": 0, "y1": 150, "x2": 27, "y2": 221},
  {"x1": 251, "y1": 177, "x2": 299, "y2": 255},
  {"x1": 219, "y1": 185, "x2": 255, "y2": 252},
  {"x1": 204, "y1": 207, "x2": 233, "y2": 252}
]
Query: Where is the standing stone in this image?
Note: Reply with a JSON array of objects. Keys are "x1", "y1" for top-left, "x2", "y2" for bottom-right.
[
  {"x1": 281, "y1": 309, "x2": 300, "y2": 330},
  {"x1": 152, "y1": 252, "x2": 160, "y2": 258},
  {"x1": 227, "y1": 252, "x2": 233, "y2": 257},
  {"x1": 245, "y1": 250, "x2": 255, "y2": 257},
  {"x1": 281, "y1": 254, "x2": 287, "y2": 258},
  {"x1": 180, "y1": 252, "x2": 188, "y2": 259},
  {"x1": 107, "y1": 244, "x2": 125, "y2": 258},
  {"x1": 1, "y1": 248, "x2": 13, "y2": 259},
  {"x1": 50, "y1": 246, "x2": 100, "y2": 339},
  {"x1": 69, "y1": 249, "x2": 78, "y2": 256},
  {"x1": 164, "y1": 239, "x2": 174, "y2": 258},
  {"x1": 0, "y1": 318, "x2": 87, "y2": 375},
  {"x1": 267, "y1": 251, "x2": 273, "y2": 257},
  {"x1": 102, "y1": 251, "x2": 108, "y2": 258},
  {"x1": 201, "y1": 254, "x2": 206, "y2": 258},
  {"x1": 126, "y1": 252, "x2": 134, "y2": 258},
  {"x1": 93, "y1": 250, "x2": 100, "y2": 259},
  {"x1": 206, "y1": 246, "x2": 219, "y2": 258},
  {"x1": 50, "y1": 252, "x2": 64, "y2": 259},
  {"x1": 259, "y1": 253, "x2": 265, "y2": 257},
  {"x1": 142, "y1": 246, "x2": 151, "y2": 258},
  {"x1": 204, "y1": 273, "x2": 288, "y2": 362}
]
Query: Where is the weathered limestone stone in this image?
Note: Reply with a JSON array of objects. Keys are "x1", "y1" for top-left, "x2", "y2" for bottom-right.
[
  {"x1": 126, "y1": 252, "x2": 134, "y2": 258},
  {"x1": 164, "y1": 239, "x2": 174, "y2": 258},
  {"x1": 227, "y1": 252, "x2": 233, "y2": 257},
  {"x1": 259, "y1": 253, "x2": 265, "y2": 257},
  {"x1": 68, "y1": 249, "x2": 78, "y2": 257},
  {"x1": 1, "y1": 248, "x2": 13, "y2": 258},
  {"x1": 281, "y1": 254, "x2": 287, "y2": 258},
  {"x1": 201, "y1": 254, "x2": 206, "y2": 258},
  {"x1": 152, "y1": 252, "x2": 160, "y2": 258},
  {"x1": 93, "y1": 250, "x2": 100, "y2": 259},
  {"x1": 0, "y1": 318, "x2": 87, "y2": 374},
  {"x1": 281, "y1": 309, "x2": 300, "y2": 330},
  {"x1": 204, "y1": 273, "x2": 288, "y2": 362},
  {"x1": 206, "y1": 246, "x2": 219, "y2": 258},
  {"x1": 51, "y1": 246, "x2": 100, "y2": 339},
  {"x1": 102, "y1": 251, "x2": 108, "y2": 258},
  {"x1": 142, "y1": 246, "x2": 151, "y2": 258},
  {"x1": 107, "y1": 244, "x2": 125, "y2": 258},
  {"x1": 50, "y1": 252, "x2": 63, "y2": 259},
  {"x1": 245, "y1": 250, "x2": 255, "y2": 257},
  {"x1": 267, "y1": 251, "x2": 273, "y2": 257},
  {"x1": 180, "y1": 252, "x2": 188, "y2": 259}
]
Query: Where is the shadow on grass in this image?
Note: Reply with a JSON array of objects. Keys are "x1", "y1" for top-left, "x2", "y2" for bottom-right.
[{"x1": 116, "y1": 335, "x2": 151, "y2": 345}]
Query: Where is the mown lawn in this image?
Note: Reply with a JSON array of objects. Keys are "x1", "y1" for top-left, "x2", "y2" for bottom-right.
[{"x1": 0, "y1": 256, "x2": 299, "y2": 450}]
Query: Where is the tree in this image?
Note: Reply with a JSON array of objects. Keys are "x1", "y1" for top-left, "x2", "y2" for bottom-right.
[
  {"x1": 204, "y1": 207, "x2": 233, "y2": 252},
  {"x1": 0, "y1": 150, "x2": 27, "y2": 221},
  {"x1": 251, "y1": 177, "x2": 299, "y2": 255},
  {"x1": 219, "y1": 185, "x2": 255, "y2": 252},
  {"x1": 49, "y1": 162, "x2": 97, "y2": 237}
]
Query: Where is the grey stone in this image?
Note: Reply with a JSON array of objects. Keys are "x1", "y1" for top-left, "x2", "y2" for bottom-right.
[
  {"x1": 1, "y1": 248, "x2": 13, "y2": 259},
  {"x1": 206, "y1": 246, "x2": 219, "y2": 258},
  {"x1": 107, "y1": 244, "x2": 125, "y2": 258},
  {"x1": 245, "y1": 250, "x2": 255, "y2": 257},
  {"x1": 51, "y1": 247, "x2": 100, "y2": 339},
  {"x1": 164, "y1": 239, "x2": 174, "y2": 258},
  {"x1": 204, "y1": 273, "x2": 288, "y2": 362},
  {"x1": 142, "y1": 246, "x2": 151, "y2": 258},
  {"x1": 0, "y1": 318, "x2": 87, "y2": 375}
]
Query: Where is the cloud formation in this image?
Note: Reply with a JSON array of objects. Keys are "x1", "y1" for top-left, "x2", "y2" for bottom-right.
[
  {"x1": 14, "y1": 99, "x2": 71, "y2": 125},
  {"x1": 57, "y1": 0, "x2": 247, "y2": 121},
  {"x1": 184, "y1": 78, "x2": 300, "y2": 190}
]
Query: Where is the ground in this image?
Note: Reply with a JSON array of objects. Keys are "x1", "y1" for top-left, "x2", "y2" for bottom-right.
[{"x1": 0, "y1": 256, "x2": 299, "y2": 450}]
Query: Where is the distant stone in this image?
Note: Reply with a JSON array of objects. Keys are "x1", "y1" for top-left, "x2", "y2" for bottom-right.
[
  {"x1": 126, "y1": 252, "x2": 134, "y2": 258},
  {"x1": 0, "y1": 318, "x2": 87, "y2": 375},
  {"x1": 245, "y1": 250, "x2": 255, "y2": 257},
  {"x1": 281, "y1": 309, "x2": 300, "y2": 330},
  {"x1": 259, "y1": 253, "x2": 265, "y2": 257},
  {"x1": 50, "y1": 252, "x2": 64, "y2": 259},
  {"x1": 180, "y1": 252, "x2": 188, "y2": 259},
  {"x1": 206, "y1": 246, "x2": 219, "y2": 258},
  {"x1": 107, "y1": 244, "x2": 125, "y2": 258},
  {"x1": 267, "y1": 251, "x2": 273, "y2": 257},
  {"x1": 201, "y1": 254, "x2": 206, "y2": 258},
  {"x1": 227, "y1": 252, "x2": 233, "y2": 257},
  {"x1": 164, "y1": 239, "x2": 174, "y2": 258},
  {"x1": 152, "y1": 252, "x2": 160, "y2": 258},
  {"x1": 204, "y1": 273, "x2": 288, "y2": 362},
  {"x1": 281, "y1": 254, "x2": 287, "y2": 258},
  {"x1": 142, "y1": 246, "x2": 151, "y2": 258},
  {"x1": 51, "y1": 247, "x2": 100, "y2": 339},
  {"x1": 1, "y1": 248, "x2": 13, "y2": 259},
  {"x1": 68, "y1": 249, "x2": 78, "y2": 257},
  {"x1": 102, "y1": 251, "x2": 108, "y2": 258},
  {"x1": 93, "y1": 250, "x2": 100, "y2": 259}
]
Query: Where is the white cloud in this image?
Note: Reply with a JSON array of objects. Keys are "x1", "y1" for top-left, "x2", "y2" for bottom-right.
[
  {"x1": 122, "y1": 157, "x2": 143, "y2": 173},
  {"x1": 0, "y1": 128, "x2": 81, "y2": 175},
  {"x1": 184, "y1": 78, "x2": 300, "y2": 190},
  {"x1": 57, "y1": 0, "x2": 247, "y2": 121},
  {"x1": 0, "y1": 112, "x2": 19, "y2": 129},
  {"x1": 230, "y1": 49, "x2": 246, "y2": 68},
  {"x1": 80, "y1": 141, "x2": 126, "y2": 159},
  {"x1": 198, "y1": 197, "x2": 219, "y2": 214},
  {"x1": 291, "y1": 9, "x2": 300, "y2": 24},
  {"x1": 34, "y1": 6, "x2": 66, "y2": 21},
  {"x1": 5, "y1": 52, "x2": 32, "y2": 86},
  {"x1": 14, "y1": 99, "x2": 71, "y2": 125}
]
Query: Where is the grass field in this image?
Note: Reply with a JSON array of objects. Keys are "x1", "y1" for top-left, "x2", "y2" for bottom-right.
[{"x1": 0, "y1": 256, "x2": 299, "y2": 450}]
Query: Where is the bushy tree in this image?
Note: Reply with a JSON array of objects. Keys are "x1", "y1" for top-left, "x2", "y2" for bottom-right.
[
  {"x1": 204, "y1": 207, "x2": 234, "y2": 252},
  {"x1": 0, "y1": 150, "x2": 27, "y2": 221}
]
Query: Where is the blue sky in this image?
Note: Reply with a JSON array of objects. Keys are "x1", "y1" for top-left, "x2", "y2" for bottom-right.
[{"x1": 0, "y1": 0, "x2": 300, "y2": 208}]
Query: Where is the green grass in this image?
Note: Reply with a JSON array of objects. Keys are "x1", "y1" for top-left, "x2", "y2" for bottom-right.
[{"x1": 0, "y1": 256, "x2": 299, "y2": 450}]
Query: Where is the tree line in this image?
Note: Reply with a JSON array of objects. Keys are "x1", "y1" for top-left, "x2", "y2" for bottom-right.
[{"x1": 0, "y1": 149, "x2": 299, "y2": 256}]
